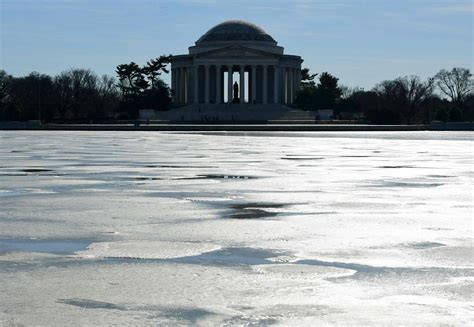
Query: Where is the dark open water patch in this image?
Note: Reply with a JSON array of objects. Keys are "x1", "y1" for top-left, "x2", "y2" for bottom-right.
[
  {"x1": 218, "y1": 201, "x2": 320, "y2": 220},
  {"x1": 58, "y1": 298, "x2": 125, "y2": 310},
  {"x1": 0, "y1": 237, "x2": 97, "y2": 255},
  {"x1": 0, "y1": 172, "x2": 62, "y2": 178},
  {"x1": 282, "y1": 156, "x2": 324, "y2": 161},
  {"x1": 116, "y1": 175, "x2": 253, "y2": 182},
  {"x1": 0, "y1": 173, "x2": 29, "y2": 177},
  {"x1": 378, "y1": 165, "x2": 414, "y2": 169},
  {"x1": 231, "y1": 203, "x2": 288, "y2": 210},
  {"x1": 20, "y1": 168, "x2": 53, "y2": 173},
  {"x1": 123, "y1": 176, "x2": 163, "y2": 181},
  {"x1": 226, "y1": 202, "x2": 298, "y2": 220},
  {"x1": 228, "y1": 209, "x2": 277, "y2": 219}
]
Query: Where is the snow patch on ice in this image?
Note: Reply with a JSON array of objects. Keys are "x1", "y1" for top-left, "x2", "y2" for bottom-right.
[
  {"x1": 253, "y1": 263, "x2": 356, "y2": 279},
  {"x1": 77, "y1": 241, "x2": 222, "y2": 259}
]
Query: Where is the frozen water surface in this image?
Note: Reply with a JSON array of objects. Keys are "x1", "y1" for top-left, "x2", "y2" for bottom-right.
[{"x1": 0, "y1": 130, "x2": 472, "y2": 325}]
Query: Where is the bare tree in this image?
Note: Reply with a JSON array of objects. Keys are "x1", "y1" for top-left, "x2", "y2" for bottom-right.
[
  {"x1": 399, "y1": 75, "x2": 434, "y2": 108},
  {"x1": 374, "y1": 75, "x2": 434, "y2": 123},
  {"x1": 53, "y1": 72, "x2": 73, "y2": 118},
  {"x1": 53, "y1": 69, "x2": 103, "y2": 119},
  {"x1": 340, "y1": 85, "x2": 364, "y2": 100},
  {"x1": 434, "y1": 67, "x2": 473, "y2": 104},
  {"x1": 0, "y1": 70, "x2": 13, "y2": 114},
  {"x1": 69, "y1": 69, "x2": 98, "y2": 92},
  {"x1": 0, "y1": 70, "x2": 12, "y2": 99},
  {"x1": 98, "y1": 75, "x2": 118, "y2": 97},
  {"x1": 98, "y1": 75, "x2": 119, "y2": 117}
]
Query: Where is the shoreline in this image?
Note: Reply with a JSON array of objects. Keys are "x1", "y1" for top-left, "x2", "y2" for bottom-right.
[
  {"x1": 0, "y1": 123, "x2": 432, "y2": 132},
  {"x1": 1, "y1": 122, "x2": 473, "y2": 131}
]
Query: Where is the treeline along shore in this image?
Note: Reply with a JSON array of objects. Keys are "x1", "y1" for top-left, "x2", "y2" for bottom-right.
[{"x1": 0, "y1": 57, "x2": 472, "y2": 125}]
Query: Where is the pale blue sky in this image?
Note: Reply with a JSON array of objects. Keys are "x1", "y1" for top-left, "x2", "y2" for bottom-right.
[{"x1": 1, "y1": 0, "x2": 473, "y2": 88}]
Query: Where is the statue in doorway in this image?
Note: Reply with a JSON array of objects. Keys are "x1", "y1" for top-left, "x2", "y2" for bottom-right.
[{"x1": 233, "y1": 81, "x2": 239, "y2": 103}]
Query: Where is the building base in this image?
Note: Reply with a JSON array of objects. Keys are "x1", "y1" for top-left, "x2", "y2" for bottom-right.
[{"x1": 140, "y1": 104, "x2": 322, "y2": 123}]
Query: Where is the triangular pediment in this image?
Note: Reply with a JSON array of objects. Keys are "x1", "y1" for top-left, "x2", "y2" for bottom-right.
[{"x1": 194, "y1": 45, "x2": 277, "y2": 59}]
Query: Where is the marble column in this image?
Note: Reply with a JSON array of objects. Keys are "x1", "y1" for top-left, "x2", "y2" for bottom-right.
[
  {"x1": 263, "y1": 65, "x2": 268, "y2": 105},
  {"x1": 273, "y1": 66, "x2": 279, "y2": 104},
  {"x1": 177, "y1": 68, "x2": 181, "y2": 104},
  {"x1": 239, "y1": 65, "x2": 245, "y2": 104},
  {"x1": 297, "y1": 68, "x2": 301, "y2": 93},
  {"x1": 180, "y1": 68, "x2": 184, "y2": 104},
  {"x1": 287, "y1": 68, "x2": 291, "y2": 104},
  {"x1": 184, "y1": 68, "x2": 188, "y2": 104},
  {"x1": 181, "y1": 68, "x2": 186, "y2": 104},
  {"x1": 227, "y1": 66, "x2": 233, "y2": 103},
  {"x1": 171, "y1": 68, "x2": 176, "y2": 104},
  {"x1": 251, "y1": 65, "x2": 256, "y2": 104},
  {"x1": 175, "y1": 68, "x2": 179, "y2": 104},
  {"x1": 289, "y1": 68, "x2": 294, "y2": 104},
  {"x1": 216, "y1": 65, "x2": 221, "y2": 104},
  {"x1": 204, "y1": 65, "x2": 210, "y2": 104},
  {"x1": 194, "y1": 66, "x2": 199, "y2": 104},
  {"x1": 293, "y1": 68, "x2": 298, "y2": 99}
]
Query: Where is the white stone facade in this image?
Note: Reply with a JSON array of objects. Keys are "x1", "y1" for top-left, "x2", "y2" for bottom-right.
[{"x1": 170, "y1": 20, "x2": 303, "y2": 107}]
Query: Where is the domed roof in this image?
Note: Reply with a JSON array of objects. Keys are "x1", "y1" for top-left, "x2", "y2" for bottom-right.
[{"x1": 196, "y1": 20, "x2": 276, "y2": 43}]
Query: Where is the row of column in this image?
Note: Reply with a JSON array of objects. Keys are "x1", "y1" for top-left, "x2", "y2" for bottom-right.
[
  {"x1": 284, "y1": 67, "x2": 301, "y2": 105},
  {"x1": 171, "y1": 67, "x2": 188, "y2": 105},
  {"x1": 172, "y1": 65, "x2": 301, "y2": 105}
]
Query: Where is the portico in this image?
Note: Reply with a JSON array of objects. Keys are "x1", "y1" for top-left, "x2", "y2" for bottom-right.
[{"x1": 170, "y1": 20, "x2": 303, "y2": 107}]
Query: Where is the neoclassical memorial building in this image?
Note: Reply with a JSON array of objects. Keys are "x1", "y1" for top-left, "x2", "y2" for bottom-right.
[{"x1": 170, "y1": 20, "x2": 303, "y2": 107}]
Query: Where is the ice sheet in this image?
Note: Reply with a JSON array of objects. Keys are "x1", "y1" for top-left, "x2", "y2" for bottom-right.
[{"x1": 0, "y1": 131, "x2": 472, "y2": 325}]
